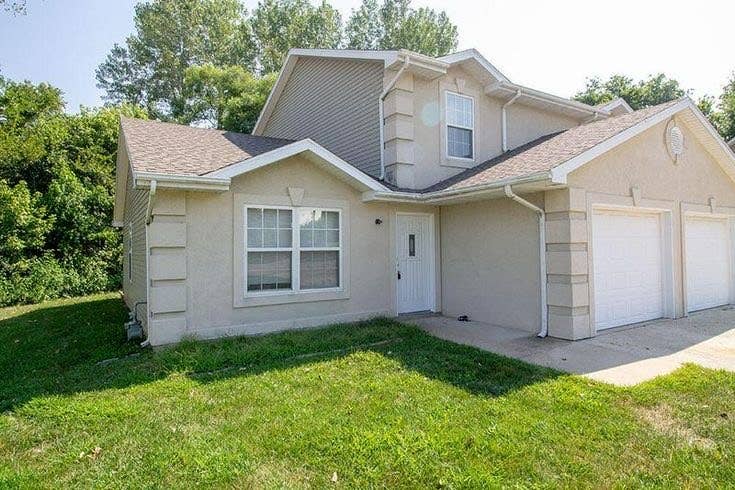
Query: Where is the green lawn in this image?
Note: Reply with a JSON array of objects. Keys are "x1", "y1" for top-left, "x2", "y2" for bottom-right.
[{"x1": 0, "y1": 295, "x2": 733, "y2": 488}]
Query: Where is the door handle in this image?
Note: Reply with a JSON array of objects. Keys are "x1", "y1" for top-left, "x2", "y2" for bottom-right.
[{"x1": 397, "y1": 270, "x2": 401, "y2": 280}]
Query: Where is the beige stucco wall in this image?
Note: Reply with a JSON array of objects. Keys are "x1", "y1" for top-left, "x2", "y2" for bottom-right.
[
  {"x1": 441, "y1": 194, "x2": 543, "y2": 332},
  {"x1": 146, "y1": 155, "x2": 440, "y2": 344},
  {"x1": 403, "y1": 66, "x2": 580, "y2": 189},
  {"x1": 547, "y1": 117, "x2": 735, "y2": 339}
]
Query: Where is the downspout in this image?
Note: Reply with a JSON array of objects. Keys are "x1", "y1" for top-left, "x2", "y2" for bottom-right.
[
  {"x1": 145, "y1": 180, "x2": 157, "y2": 225},
  {"x1": 143, "y1": 179, "x2": 157, "y2": 348},
  {"x1": 379, "y1": 58, "x2": 410, "y2": 180},
  {"x1": 502, "y1": 89, "x2": 522, "y2": 152},
  {"x1": 504, "y1": 185, "x2": 548, "y2": 338}
]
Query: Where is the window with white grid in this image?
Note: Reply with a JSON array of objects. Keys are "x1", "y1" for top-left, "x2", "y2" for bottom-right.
[
  {"x1": 446, "y1": 91, "x2": 474, "y2": 159},
  {"x1": 244, "y1": 206, "x2": 341, "y2": 295}
]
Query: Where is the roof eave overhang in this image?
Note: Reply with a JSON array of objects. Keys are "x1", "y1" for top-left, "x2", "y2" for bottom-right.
[
  {"x1": 134, "y1": 172, "x2": 231, "y2": 192},
  {"x1": 362, "y1": 172, "x2": 557, "y2": 205},
  {"x1": 486, "y1": 82, "x2": 607, "y2": 119}
]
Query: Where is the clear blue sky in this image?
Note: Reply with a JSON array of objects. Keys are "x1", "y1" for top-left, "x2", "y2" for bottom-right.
[{"x1": 2, "y1": 0, "x2": 733, "y2": 112}]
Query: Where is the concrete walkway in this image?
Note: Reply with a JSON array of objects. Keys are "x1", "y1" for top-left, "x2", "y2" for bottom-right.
[{"x1": 406, "y1": 307, "x2": 735, "y2": 386}]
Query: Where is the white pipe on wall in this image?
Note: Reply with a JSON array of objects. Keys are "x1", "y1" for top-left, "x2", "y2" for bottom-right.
[
  {"x1": 501, "y1": 89, "x2": 522, "y2": 152},
  {"x1": 504, "y1": 184, "x2": 548, "y2": 337}
]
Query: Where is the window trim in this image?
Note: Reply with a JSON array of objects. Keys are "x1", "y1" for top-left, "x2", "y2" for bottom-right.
[
  {"x1": 244, "y1": 205, "x2": 343, "y2": 298},
  {"x1": 445, "y1": 90, "x2": 475, "y2": 162}
]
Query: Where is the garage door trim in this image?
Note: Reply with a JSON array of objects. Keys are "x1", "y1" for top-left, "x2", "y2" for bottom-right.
[
  {"x1": 588, "y1": 204, "x2": 676, "y2": 334},
  {"x1": 683, "y1": 211, "x2": 735, "y2": 313}
]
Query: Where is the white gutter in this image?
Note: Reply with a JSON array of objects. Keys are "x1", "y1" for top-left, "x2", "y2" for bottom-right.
[
  {"x1": 379, "y1": 57, "x2": 410, "y2": 180},
  {"x1": 145, "y1": 180, "x2": 157, "y2": 225},
  {"x1": 502, "y1": 89, "x2": 522, "y2": 152},
  {"x1": 503, "y1": 185, "x2": 548, "y2": 338}
]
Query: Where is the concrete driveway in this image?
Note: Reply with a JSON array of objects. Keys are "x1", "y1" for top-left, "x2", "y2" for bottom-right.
[{"x1": 407, "y1": 307, "x2": 735, "y2": 386}]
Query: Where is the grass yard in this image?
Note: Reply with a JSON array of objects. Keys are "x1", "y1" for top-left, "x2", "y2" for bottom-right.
[{"x1": 0, "y1": 294, "x2": 733, "y2": 488}]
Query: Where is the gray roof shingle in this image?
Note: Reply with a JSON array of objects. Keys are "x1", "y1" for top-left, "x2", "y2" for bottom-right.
[
  {"x1": 424, "y1": 99, "x2": 682, "y2": 192},
  {"x1": 121, "y1": 117, "x2": 294, "y2": 176}
]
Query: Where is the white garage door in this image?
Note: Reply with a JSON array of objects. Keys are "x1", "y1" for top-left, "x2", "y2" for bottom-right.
[
  {"x1": 592, "y1": 211, "x2": 664, "y2": 330},
  {"x1": 685, "y1": 216, "x2": 731, "y2": 312}
]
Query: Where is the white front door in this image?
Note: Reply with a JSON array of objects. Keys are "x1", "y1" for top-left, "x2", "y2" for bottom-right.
[
  {"x1": 592, "y1": 210, "x2": 665, "y2": 330},
  {"x1": 685, "y1": 216, "x2": 732, "y2": 312},
  {"x1": 396, "y1": 214, "x2": 434, "y2": 313}
]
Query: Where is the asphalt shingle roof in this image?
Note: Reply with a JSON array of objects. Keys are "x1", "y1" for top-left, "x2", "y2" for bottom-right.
[
  {"x1": 120, "y1": 99, "x2": 683, "y2": 193},
  {"x1": 120, "y1": 117, "x2": 294, "y2": 176},
  {"x1": 424, "y1": 99, "x2": 682, "y2": 192}
]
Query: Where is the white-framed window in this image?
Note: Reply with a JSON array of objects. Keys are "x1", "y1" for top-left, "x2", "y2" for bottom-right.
[
  {"x1": 245, "y1": 206, "x2": 341, "y2": 295},
  {"x1": 128, "y1": 223, "x2": 133, "y2": 282},
  {"x1": 445, "y1": 91, "x2": 474, "y2": 160}
]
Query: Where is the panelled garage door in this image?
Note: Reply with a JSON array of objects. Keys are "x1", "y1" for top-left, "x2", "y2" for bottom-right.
[
  {"x1": 685, "y1": 216, "x2": 731, "y2": 312},
  {"x1": 592, "y1": 211, "x2": 665, "y2": 330}
]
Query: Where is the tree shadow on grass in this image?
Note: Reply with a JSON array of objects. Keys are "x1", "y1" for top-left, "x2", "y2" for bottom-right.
[{"x1": 0, "y1": 296, "x2": 560, "y2": 412}]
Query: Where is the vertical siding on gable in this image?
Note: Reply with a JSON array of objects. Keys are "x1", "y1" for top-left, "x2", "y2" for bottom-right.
[
  {"x1": 122, "y1": 163, "x2": 149, "y2": 329},
  {"x1": 262, "y1": 57, "x2": 383, "y2": 177}
]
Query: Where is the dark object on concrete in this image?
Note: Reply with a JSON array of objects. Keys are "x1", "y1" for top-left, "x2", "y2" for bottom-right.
[{"x1": 457, "y1": 315, "x2": 469, "y2": 322}]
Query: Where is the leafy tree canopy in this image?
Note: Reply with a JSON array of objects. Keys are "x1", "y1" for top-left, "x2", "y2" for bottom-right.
[
  {"x1": 97, "y1": 0, "x2": 458, "y2": 123},
  {"x1": 96, "y1": 0, "x2": 256, "y2": 121},
  {"x1": 346, "y1": 0, "x2": 457, "y2": 56},
  {"x1": 573, "y1": 74, "x2": 687, "y2": 110},
  {"x1": 184, "y1": 65, "x2": 276, "y2": 133},
  {"x1": 714, "y1": 75, "x2": 735, "y2": 142},
  {"x1": 0, "y1": 77, "x2": 147, "y2": 305},
  {"x1": 251, "y1": 0, "x2": 343, "y2": 74}
]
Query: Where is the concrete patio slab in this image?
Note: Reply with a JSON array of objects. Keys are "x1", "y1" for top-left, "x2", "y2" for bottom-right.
[{"x1": 406, "y1": 307, "x2": 735, "y2": 386}]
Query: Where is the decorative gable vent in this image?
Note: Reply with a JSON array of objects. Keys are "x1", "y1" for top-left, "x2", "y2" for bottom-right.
[{"x1": 666, "y1": 119, "x2": 684, "y2": 163}]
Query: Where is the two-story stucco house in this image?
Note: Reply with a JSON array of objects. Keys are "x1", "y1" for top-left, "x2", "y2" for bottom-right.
[{"x1": 113, "y1": 48, "x2": 735, "y2": 346}]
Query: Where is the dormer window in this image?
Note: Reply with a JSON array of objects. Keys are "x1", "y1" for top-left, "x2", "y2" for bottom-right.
[{"x1": 446, "y1": 91, "x2": 474, "y2": 160}]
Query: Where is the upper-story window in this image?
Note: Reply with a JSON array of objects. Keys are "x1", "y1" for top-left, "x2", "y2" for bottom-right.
[{"x1": 446, "y1": 91, "x2": 474, "y2": 160}]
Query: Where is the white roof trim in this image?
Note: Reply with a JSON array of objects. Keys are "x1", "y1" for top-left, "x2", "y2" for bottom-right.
[
  {"x1": 438, "y1": 48, "x2": 510, "y2": 83},
  {"x1": 134, "y1": 172, "x2": 230, "y2": 192},
  {"x1": 550, "y1": 98, "x2": 735, "y2": 183},
  {"x1": 596, "y1": 97, "x2": 634, "y2": 114},
  {"x1": 207, "y1": 139, "x2": 390, "y2": 192},
  {"x1": 287, "y1": 48, "x2": 399, "y2": 64}
]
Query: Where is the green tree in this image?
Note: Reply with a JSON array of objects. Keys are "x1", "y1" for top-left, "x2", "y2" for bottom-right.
[
  {"x1": 573, "y1": 74, "x2": 687, "y2": 110},
  {"x1": 0, "y1": 77, "x2": 147, "y2": 305},
  {"x1": 184, "y1": 65, "x2": 276, "y2": 132},
  {"x1": 345, "y1": 0, "x2": 458, "y2": 56},
  {"x1": 0, "y1": 180, "x2": 51, "y2": 270},
  {"x1": 96, "y1": 0, "x2": 256, "y2": 121},
  {"x1": 715, "y1": 75, "x2": 735, "y2": 141},
  {"x1": 250, "y1": 0, "x2": 343, "y2": 74}
]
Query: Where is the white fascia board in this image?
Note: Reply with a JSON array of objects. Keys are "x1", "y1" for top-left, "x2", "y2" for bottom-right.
[
  {"x1": 362, "y1": 172, "x2": 551, "y2": 204},
  {"x1": 253, "y1": 54, "x2": 296, "y2": 135},
  {"x1": 550, "y1": 99, "x2": 691, "y2": 183},
  {"x1": 686, "y1": 98, "x2": 735, "y2": 163},
  {"x1": 134, "y1": 172, "x2": 230, "y2": 192},
  {"x1": 438, "y1": 48, "x2": 510, "y2": 83},
  {"x1": 485, "y1": 81, "x2": 605, "y2": 118},
  {"x1": 207, "y1": 139, "x2": 390, "y2": 192},
  {"x1": 289, "y1": 48, "x2": 399, "y2": 64}
]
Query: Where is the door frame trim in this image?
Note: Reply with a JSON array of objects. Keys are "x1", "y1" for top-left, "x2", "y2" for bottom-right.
[
  {"x1": 395, "y1": 212, "x2": 437, "y2": 314},
  {"x1": 588, "y1": 204, "x2": 676, "y2": 334}
]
